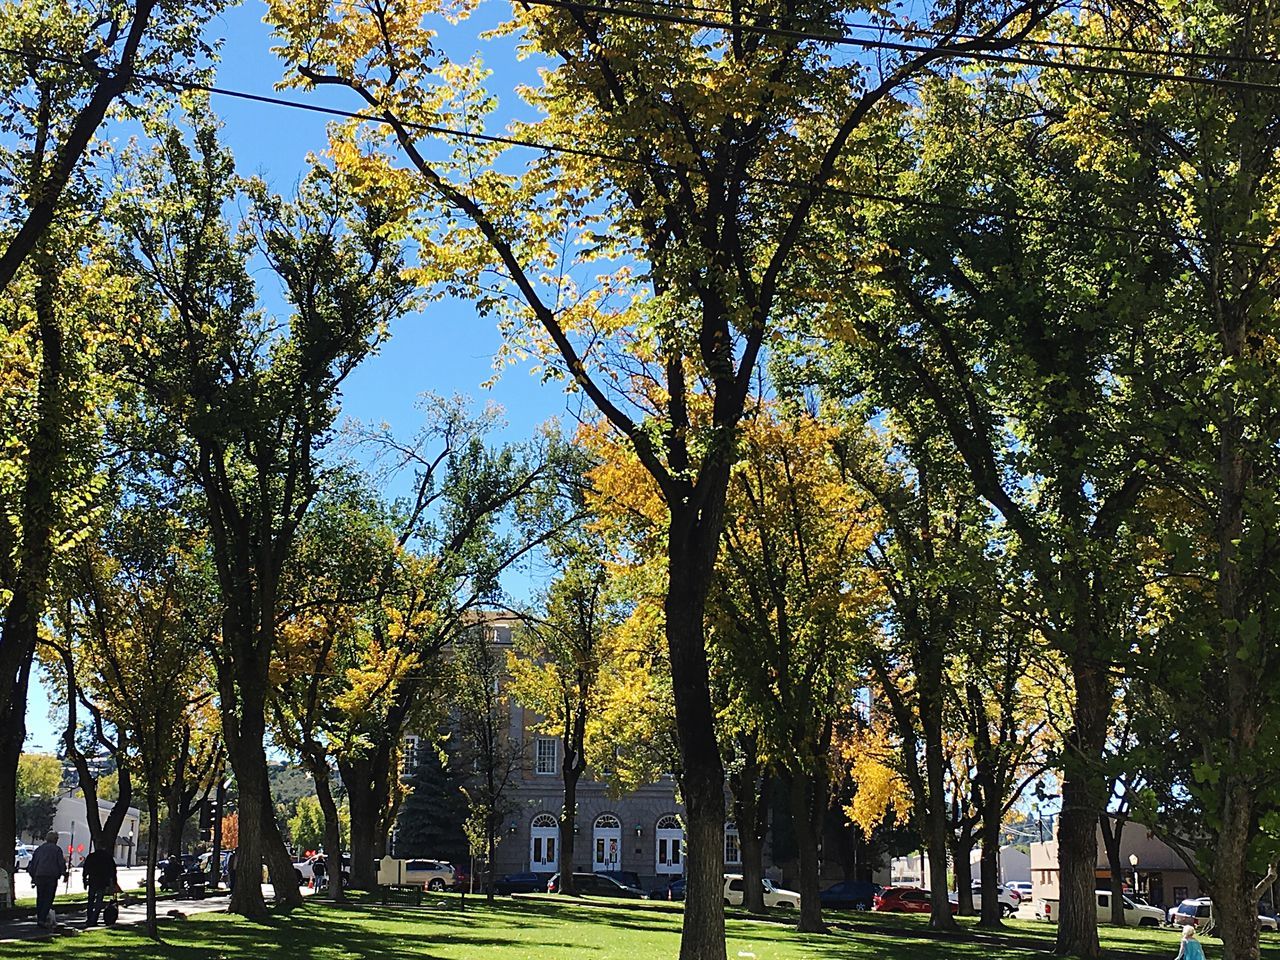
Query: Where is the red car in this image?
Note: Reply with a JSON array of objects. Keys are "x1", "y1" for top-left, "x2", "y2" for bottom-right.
[{"x1": 873, "y1": 886, "x2": 959, "y2": 914}]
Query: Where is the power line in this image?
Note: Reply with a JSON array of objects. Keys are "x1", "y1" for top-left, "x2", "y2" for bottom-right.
[
  {"x1": 0, "y1": 43, "x2": 1271, "y2": 251},
  {"x1": 613, "y1": 0, "x2": 1280, "y2": 68},
  {"x1": 518, "y1": 0, "x2": 1280, "y2": 93}
]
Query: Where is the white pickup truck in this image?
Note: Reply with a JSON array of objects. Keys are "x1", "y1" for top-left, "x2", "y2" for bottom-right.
[{"x1": 1035, "y1": 890, "x2": 1164, "y2": 927}]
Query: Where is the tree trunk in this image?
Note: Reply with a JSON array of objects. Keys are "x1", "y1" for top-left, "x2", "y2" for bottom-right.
[
  {"x1": 0, "y1": 247, "x2": 65, "y2": 899},
  {"x1": 920, "y1": 689, "x2": 957, "y2": 930},
  {"x1": 486, "y1": 816, "x2": 497, "y2": 905},
  {"x1": 313, "y1": 764, "x2": 345, "y2": 903},
  {"x1": 1212, "y1": 780, "x2": 1261, "y2": 960},
  {"x1": 952, "y1": 828, "x2": 974, "y2": 916},
  {"x1": 560, "y1": 767, "x2": 580, "y2": 895},
  {"x1": 1099, "y1": 814, "x2": 1127, "y2": 926},
  {"x1": 732, "y1": 754, "x2": 768, "y2": 914},
  {"x1": 978, "y1": 799, "x2": 1004, "y2": 928},
  {"x1": 1054, "y1": 655, "x2": 1109, "y2": 959},
  {"x1": 667, "y1": 534, "x2": 728, "y2": 960},
  {"x1": 789, "y1": 772, "x2": 827, "y2": 933},
  {"x1": 338, "y1": 750, "x2": 392, "y2": 891},
  {"x1": 226, "y1": 730, "x2": 269, "y2": 918},
  {"x1": 0, "y1": 706, "x2": 23, "y2": 904},
  {"x1": 145, "y1": 792, "x2": 160, "y2": 939}
]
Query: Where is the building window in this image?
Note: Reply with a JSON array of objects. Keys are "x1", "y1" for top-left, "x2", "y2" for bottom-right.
[
  {"x1": 535, "y1": 737, "x2": 557, "y2": 775},
  {"x1": 401, "y1": 735, "x2": 420, "y2": 776},
  {"x1": 724, "y1": 823, "x2": 741, "y2": 865}
]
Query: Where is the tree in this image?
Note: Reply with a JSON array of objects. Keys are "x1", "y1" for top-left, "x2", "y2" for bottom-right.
[
  {"x1": 393, "y1": 734, "x2": 468, "y2": 864},
  {"x1": 111, "y1": 107, "x2": 413, "y2": 917},
  {"x1": 711, "y1": 408, "x2": 881, "y2": 932},
  {"x1": 508, "y1": 548, "x2": 620, "y2": 896},
  {"x1": 0, "y1": 0, "x2": 227, "y2": 293},
  {"x1": 1043, "y1": 4, "x2": 1280, "y2": 956},
  {"x1": 15, "y1": 752, "x2": 62, "y2": 839},
  {"x1": 265, "y1": 0, "x2": 1051, "y2": 953},
  {"x1": 455, "y1": 620, "x2": 519, "y2": 904},
  {"x1": 810, "y1": 72, "x2": 1176, "y2": 955},
  {"x1": 274, "y1": 401, "x2": 577, "y2": 891},
  {"x1": 288, "y1": 795, "x2": 327, "y2": 856},
  {"x1": 0, "y1": 0, "x2": 227, "y2": 887}
]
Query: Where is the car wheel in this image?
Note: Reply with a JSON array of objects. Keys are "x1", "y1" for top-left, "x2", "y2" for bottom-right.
[
  {"x1": 429, "y1": 879, "x2": 445, "y2": 891},
  {"x1": 1140, "y1": 918, "x2": 1158, "y2": 928},
  {"x1": 1002, "y1": 904, "x2": 1015, "y2": 918},
  {"x1": 854, "y1": 901, "x2": 869, "y2": 911},
  {"x1": 777, "y1": 901, "x2": 796, "y2": 910},
  {"x1": 724, "y1": 898, "x2": 732, "y2": 906}
]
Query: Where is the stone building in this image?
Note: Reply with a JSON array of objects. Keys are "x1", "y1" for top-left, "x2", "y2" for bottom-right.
[{"x1": 400, "y1": 613, "x2": 753, "y2": 892}]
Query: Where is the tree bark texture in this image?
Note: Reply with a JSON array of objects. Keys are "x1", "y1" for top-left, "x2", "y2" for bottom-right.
[
  {"x1": 788, "y1": 772, "x2": 827, "y2": 933},
  {"x1": 668, "y1": 525, "x2": 728, "y2": 960},
  {"x1": 1054, "y1": 653, "x2": 1110, "y2": 959}
]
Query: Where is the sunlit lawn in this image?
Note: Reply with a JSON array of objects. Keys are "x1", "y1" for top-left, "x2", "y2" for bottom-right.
[{"x1": 6, "y1": 893, "x2": 1278, "y2": 959}]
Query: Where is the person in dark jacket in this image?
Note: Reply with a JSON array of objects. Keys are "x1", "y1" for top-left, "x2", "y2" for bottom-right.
[
  {"x1": 26, "y1": 831, "x2": 67, "y2": 928},
  {"x1": 82, "y1": 846, "x2": 118, "y2": 926}
]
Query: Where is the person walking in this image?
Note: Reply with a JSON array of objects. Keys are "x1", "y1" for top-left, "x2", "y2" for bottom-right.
[
  {"x1": 227, "y1": 848, "x2": 237, "y2": 894},
  {"x1": 1176, "y1": 925, "x2": 1207, "y2": 960},
  {"x1": 313, "y1": 855, "x2": 328, "y2": 892},
  {"x1": 26, "y1": 831, "x2": 67, "y2": 929},
  {"x1": 82, "y1": 845, "x2": 118, "y2": 926}
]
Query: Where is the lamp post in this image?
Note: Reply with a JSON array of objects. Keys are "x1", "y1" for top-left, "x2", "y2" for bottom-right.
[{"x1": 1128, "y1": 853, "x2": 1139, "y2": 896}]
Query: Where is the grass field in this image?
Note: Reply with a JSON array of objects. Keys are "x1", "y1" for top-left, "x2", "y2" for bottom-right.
[{"x1": 4, "y1": 894, "x2": 1277, "y2": 959}]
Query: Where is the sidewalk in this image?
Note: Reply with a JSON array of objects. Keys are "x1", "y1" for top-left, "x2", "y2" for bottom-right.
[{"x1": 0, "y1": 884, "x2": 310, "y2": 942}]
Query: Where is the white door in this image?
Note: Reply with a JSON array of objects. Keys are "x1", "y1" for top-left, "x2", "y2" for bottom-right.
[
  {"x1": 593, "y1": 814, "x2": 622, "y2": 872},
  {"x1": 655, "y1": 815, "x2": 684, "y2": 875},
  {"x1": 530, "y1": 814, "x2": 559, "y2": 871}
]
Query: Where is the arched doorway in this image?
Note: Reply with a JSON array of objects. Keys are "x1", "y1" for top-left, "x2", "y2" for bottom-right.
[
  {"x1": 655, "y1": 814, "x2": 684, "y2": 875},
  {"x1": 593, "y1": 814, "x2": 622, "y2": 872},
  {"x1": 530, "y1": 814, "x2": 559, "y2": 872}
]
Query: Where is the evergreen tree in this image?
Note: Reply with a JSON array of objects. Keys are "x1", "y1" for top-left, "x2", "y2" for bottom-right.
[{"x1": 392, "y1": 735, "x2": 469, "y2": 864}]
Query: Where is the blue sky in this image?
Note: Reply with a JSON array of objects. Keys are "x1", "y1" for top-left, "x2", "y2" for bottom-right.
[{"x1": 25, "y1": 0, "x2": 573, "y2": 754}]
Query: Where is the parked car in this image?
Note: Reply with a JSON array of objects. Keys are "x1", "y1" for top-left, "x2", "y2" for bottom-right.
[
  {"x1": 819, "y1": 880, "x2": 880, "y2": 911},
  {"x1": 874, "y1": 886, "x2": 958, "y2": 915},
  {"x1": 601, "y1": 870, "x2": 643, "y2": 890},
  {"x1": 1171, "y1": 897, "x2": 1279, "y2": 932},
  {"x1": 401, "y1": 859, "x2": 458, "y2": 891},
  {"x1": 951, "y1": 883, "x2": 1020, "y2": 917},
  {"x1": 14, "y1": 843, "x2": 32, "y2": 870},
  {"x1": 1035, "y1": 890, "x2": 1163, "y2": 926},
  {"x1": 652, "y1": 877, "x2": 687, "y2": 902},
  {"x1": 723, "y1": 874, "x2": 801, "y2": 910},
  {"x1": 1008, "y1": 881, "x2": 1034, "y2": 901},
  {"x1": 452, "y1": 864, "x2": 471, "y2": 892},
  {"x1": 493, "y1": 872, "x2": 548, "y2": 895},
  {"x1": 546, "y1": 872, "x2": 645, "y2": 898}
]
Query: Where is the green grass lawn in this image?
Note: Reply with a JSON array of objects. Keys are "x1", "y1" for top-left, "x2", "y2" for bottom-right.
[{"x1": 4, "y1": 894, "x2": 1277, "y2": 959}]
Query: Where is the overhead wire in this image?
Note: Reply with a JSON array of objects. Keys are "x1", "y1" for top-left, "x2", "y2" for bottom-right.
[
  {"x1": 607, "y1": 0, "x2": 1280, "y2": 68},
  {"x1": 0, "y1": 29, "x2": 1272, "y2": 251},
  {"x1": 517, "y1": 0, "x2": 1280, "y2": 93}
]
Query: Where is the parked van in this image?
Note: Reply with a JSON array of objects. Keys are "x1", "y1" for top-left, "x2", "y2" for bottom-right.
[{"x1": 1035, "y1": 890, "x2": 1164, "y2": 927}]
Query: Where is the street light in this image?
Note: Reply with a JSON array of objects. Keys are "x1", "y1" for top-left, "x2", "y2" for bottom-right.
[{"x1": 1128, "y1": 853, "x2": 1139, "y2": 895}]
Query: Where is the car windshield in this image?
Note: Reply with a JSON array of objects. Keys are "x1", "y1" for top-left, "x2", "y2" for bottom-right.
[{"x1": 762, "y1": 879, "x2": 777, "y2": 891}]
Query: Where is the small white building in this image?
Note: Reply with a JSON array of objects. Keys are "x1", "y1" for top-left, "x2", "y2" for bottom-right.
[
  {"x1": 891, "y1": 844, "x2": 1031, "y2": 888},
  {"x1": 21, "y1": 794, "x2": 141, "y2": 866}
]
